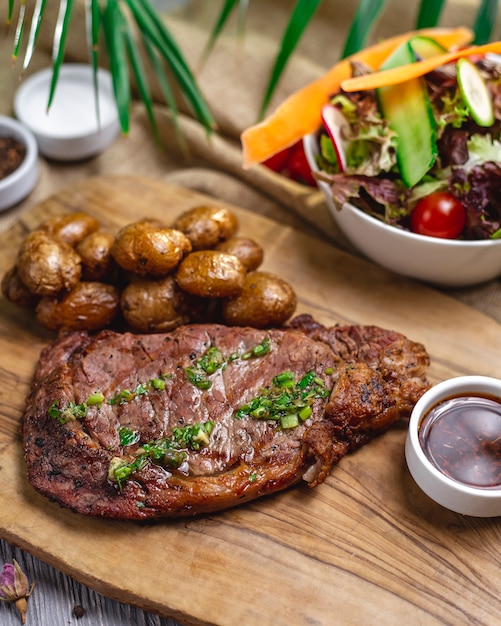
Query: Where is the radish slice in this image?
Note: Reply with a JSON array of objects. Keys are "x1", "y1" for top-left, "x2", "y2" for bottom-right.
[
  {"x1": 321, "y1": 104, "x2": 351, "y2": 172},
  {"x1": 457, "y1": 58, "x2": 494, "y2": 127}
]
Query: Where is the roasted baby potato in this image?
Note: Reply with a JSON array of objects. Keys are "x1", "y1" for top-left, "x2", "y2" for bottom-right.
[
  {"x1": 36, "y1": 281, "x2": 120, "y2": 331},
  {"x1": 215, "y1": 237, "x2": 264, "y2": 272},
  {"x1": 172, "y1": 205, "x2": 238, "y2": 250},
  {"x1": 76, "y1": 230, "x2": 116, "y2": 281},
  {"x1": 17, "y1": 231, "x2": 82, "y2": 296},
  {"x1": 222, "y1": 271, "x2": 297, "y2": 328},
  {"x1": 1, "y1": 265, "x2": 39, "y2": 308},
  {"x1": 176, "y1": 250, "x2": 246, "y2": 298},
  {"x1": 38, "y1": 212, "x2": 99, "y2": 246},
  {"x1": 111, "y1": 222, "x2": 192, "y2": 277},
  {"x1": 121, "y1": 275, "x2": 206, "y2": 333}
]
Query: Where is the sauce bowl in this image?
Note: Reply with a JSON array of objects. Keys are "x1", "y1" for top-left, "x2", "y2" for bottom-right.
[{"x1": 405, "y1": 376, "x2": 501, "y2": 517}]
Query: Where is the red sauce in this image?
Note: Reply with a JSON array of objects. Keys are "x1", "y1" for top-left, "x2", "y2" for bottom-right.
[{"x1": 419, "y1": 395, "x2": 501, "y2": 488}]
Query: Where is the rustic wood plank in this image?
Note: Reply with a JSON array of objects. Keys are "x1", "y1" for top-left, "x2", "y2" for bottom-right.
[{"x1": 1, "y1": 175, "x2": 501, "y2": 626}]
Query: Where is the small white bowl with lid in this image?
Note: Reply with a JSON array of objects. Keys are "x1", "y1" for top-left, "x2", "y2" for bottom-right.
[
  {"x1": 405, "y1": 376, "x2": 501, "y2": 517},
  {"x1": 0, "y1": 115, "x2": 39, "y2": 211},
  {"x1": 14, "y1": 64, "x2": 120, "y2": 161}
]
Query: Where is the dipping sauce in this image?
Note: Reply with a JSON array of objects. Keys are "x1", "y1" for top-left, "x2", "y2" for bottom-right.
[{"x1": 419, "y1": 395, "x2": 501, "y2": 488}]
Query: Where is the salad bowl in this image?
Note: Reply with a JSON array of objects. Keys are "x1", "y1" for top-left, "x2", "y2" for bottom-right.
[
  {"x1": 301, "y1": 40, "x2": 501, "y2": 288},
  {"x1": 304, "y1": 132, "x2": 501, "y2": 287}
]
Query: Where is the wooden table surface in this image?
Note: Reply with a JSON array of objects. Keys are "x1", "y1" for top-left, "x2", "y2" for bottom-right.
[{"x1": 1, "y1": 176, "x2": 501, "y2": 626}]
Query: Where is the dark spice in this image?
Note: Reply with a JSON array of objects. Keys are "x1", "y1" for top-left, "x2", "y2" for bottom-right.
[{"x1": 0, "y1": 136, "x2": 26, "y2": 180}]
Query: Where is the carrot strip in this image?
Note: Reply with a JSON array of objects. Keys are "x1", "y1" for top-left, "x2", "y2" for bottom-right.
[
  {"x1": 341, "y1": 40, "x2": 501, "y2": 92},
  {"x1": 241, "y1": 27, "x2": 473, "y2": 168}
]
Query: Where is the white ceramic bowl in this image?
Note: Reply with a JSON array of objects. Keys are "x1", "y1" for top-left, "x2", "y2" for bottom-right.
[
  {"x1": 0, "y1": 115, "x2": 39, "y2": 211},
  {"x1": 303, "y1": 133, "x2": 501, "y2": 287},
  {"x1": 405, "y1": 376, "x2": 501, "y2": 517},
  {"x1": 14, "y1": 64, "x2": 120, "y2": 161}
]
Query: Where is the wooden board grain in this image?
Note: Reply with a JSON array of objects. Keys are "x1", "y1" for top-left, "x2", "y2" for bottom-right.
[{"x1": 1, "y1": 175, "x2": 501, "y2": 626}]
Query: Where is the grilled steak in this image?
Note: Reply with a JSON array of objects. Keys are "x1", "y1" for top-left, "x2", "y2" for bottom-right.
[{"x1": 23, "y1": 316, "x2": 430, "y2": 519}]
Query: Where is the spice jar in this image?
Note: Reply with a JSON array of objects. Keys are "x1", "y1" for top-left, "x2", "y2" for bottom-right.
[{"x1": 406, "y1": 376, "x2": 501, "y2": 517}]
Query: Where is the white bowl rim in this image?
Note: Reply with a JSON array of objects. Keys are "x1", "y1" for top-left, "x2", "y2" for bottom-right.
[
  {"x1": 407, "y1": 375, "x2": 501, "y2": 499},
  {"x1": 14, "y1": 63, "x2": 118, "y2": 142},
  {"x1": 0, "y1": 115, "x2": 38, "y2": 190},
  {"x1": 304, "y1": 131, "x2": 501, "y2": 249}
]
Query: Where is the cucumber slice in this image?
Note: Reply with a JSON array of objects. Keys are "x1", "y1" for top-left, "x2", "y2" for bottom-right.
[
  {"x1": 410, "y1": 36, "x2": 447, "y2": 60},
  {"x1": 457, "y1": 58, "x2": 494, "y2": 127},
  {"x1": 377, "y1": 39, "x2": 437, "y2": 188}
]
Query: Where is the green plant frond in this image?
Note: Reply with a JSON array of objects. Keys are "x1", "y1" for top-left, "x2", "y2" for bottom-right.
[
  {"x1": 473, "y1": 0, "x2": 499, "y2": 43},
  {"x1": 415, "y1": 0, "x2": 446, "y2": 29},
  {"x1": 123, "y1": 22, "x2": 161, "y2": 144},
  {"x1": 103, "y1": 0, "x2": 131, "y2": 134},
  {"x1": 22, "y1": 0, "x2": 47, "y2": 72},
  {"x1": 341, "y1": 0, "x2": 389, "y2": 58},
  {"x1": 7, "y1": 0, "x2": 15, "y2": 27},
  {"x1": 125, "y1": 0, "x2": 216, "y2": 132},
  {"x1": 258, "y1": 0, "x2": 322, "y2": 120},
  {"x1": 48, "y1": 0, "x2": 76, "y2": 109},
  {"x1": 86, "y1": 0, "x2": 102, "y2": 127},
  {"x1": 202, "y1": 0, "x2": 242, "y2": 60},
  {"x1": 12, "y1": 0, "x2": 26, "y2": 61},
  {"x1": 141, "y1": 34, "x2": 189, "y2": 153}
]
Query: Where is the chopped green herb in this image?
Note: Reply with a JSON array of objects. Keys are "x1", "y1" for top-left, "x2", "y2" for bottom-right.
[
  {"x1": 185, "y1": 339, "x2": 272, "y2": 389},
  {"x1": 234, "y1": 369, "x2": 330, "y2": 429},
  {"x1": 172, "y1": 421, "x2": 215, "y2": 450},
  {"x1": 109, "y1": 420, "x2": 215, "y2": 488},
  {"x1": 48, "y1": 401, "x2": 88, "y2": 424},
  {"x1": 241, "y1": 337, "x2": 271, "y2": 360},
  {"x1": 87, "y1": 391, "x2": 105, "y2": 406},
  {"x1": 118, "y1": 426, "x2": 140, "y2": 447}
]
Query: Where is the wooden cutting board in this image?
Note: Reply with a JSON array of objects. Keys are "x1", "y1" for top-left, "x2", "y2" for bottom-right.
[{"x1": 1, "y1": 175, "x2": 501, "y2": 626}]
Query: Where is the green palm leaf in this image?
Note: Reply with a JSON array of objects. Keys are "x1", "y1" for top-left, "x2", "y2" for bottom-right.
[
  {"x1": 258, "y1": 0, "x2": 322, "y2": 120},
  {"x1": 102, "y1": 0, "x2": 131, "y2": 134},
  {"x1": 125, "y1": 0, "x2": 215, "y2": 132},
  {"x1": 11, "y1": 0, "x2": 26, "y2": 61},
  {"x1": 86, "y1": 0, "x2": 102, "y2": 126},
  {"x1": 7, "y1": 0, "x2": 15, "y2": 27},
  {"x1": 203, "y1": 0, "x2": 241, "y2": 60},
  {"x1": 473, "y1": 0, "x2": 499, "y2": 43},
  {"x1": 141, "y1": 34, "x2": 188, "y2": 153},
  {"x1": 340, "y1": 0, "x2": 389, "y2": 58},
  {"x1": 415, "y1": 0, "x2": 446, "y2": 28},
  {"x1": 23, "y1": 0, "x2": 48, "y2": 72},
  {"x1": 123, "y1": 18, "x2": 160, "y2": 143},
  {"x1": 48, "y1": 0, "x2": 76, "y2": 109}
]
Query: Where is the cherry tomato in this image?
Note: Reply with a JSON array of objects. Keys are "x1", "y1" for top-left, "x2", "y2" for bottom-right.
[
  {"x1": 262, "y1": 147, "x2": 291, "y2": 173},
  {"x1": 285, "y1": 141, "x2": 317, "y2": 187},
  {"x1": 410, "y1": 192, "x2": 466, "y2": 239}
]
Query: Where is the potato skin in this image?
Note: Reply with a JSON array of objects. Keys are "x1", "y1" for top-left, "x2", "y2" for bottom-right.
[
  {"x1": 215, "y1": 237, "x2": 264, "y2": 272},
  {"x1": 222, "y1": 271, "x2": 297, "y2": 328},
  {"x1": 121, "y1": 275, "x2": 205, "y2": 333},
  {"x1": 39, "y1": 212, "x2": 99, "y2": 246},
  {"x1": 36, "y1": 282, "x2": 120, "y2": 332},
  {"x1": 111, "y1": 222, "x2": 192, "y2": 276},
  {"x1": 17, "y1": 231, "x2": 82, "y2": 296},
  {"x1": 76, "y1": 230, "x2": 116, "y2": 281},
  {"x1": 176, "y1": 250, "x2": 246, "y2": 298},
  {"x1": 172, "y1": 205, "x2": 238, "y2": 250},
  {"x1": 1, "y1": 265, "x2": 39, "y2": 308}
]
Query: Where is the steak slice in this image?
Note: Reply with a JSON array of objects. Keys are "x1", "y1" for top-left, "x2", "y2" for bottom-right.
[{"x1": 23, "y1": 318, "x2": 430, "y2": 519}]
